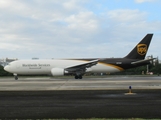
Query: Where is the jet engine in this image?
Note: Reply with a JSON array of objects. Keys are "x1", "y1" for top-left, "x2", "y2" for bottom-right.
[{"x1": 51, "y1": 68, "x2": 68, "y2": 76}]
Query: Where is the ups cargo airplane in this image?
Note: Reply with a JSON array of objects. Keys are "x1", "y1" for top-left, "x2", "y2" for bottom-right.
[{"x1": 4, "y1": 34, "x2": 154, "y2": 80}]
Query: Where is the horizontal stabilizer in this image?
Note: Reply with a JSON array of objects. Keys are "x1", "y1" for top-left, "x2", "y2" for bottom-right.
[{"x1": 131, "y1": 58, "x2": 156, "y2": 65}]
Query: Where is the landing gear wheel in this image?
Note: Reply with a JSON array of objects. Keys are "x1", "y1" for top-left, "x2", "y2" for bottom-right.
[
  {"x1": 75, "y1": 75, "x2": 82, "y2": 79},
  {"x1": 75, "y1": 75, "x2": 79, "y2": 79},
  {"x1": 79, "y1": 76, "x2": 82, "y2": 79},
  {"x1": 14, "y1": 76, "x2": 18, "y2": 80}
]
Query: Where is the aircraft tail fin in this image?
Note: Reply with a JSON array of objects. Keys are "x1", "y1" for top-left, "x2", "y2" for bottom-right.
[{"x1": 124, "y1": 34, "x2": 153, "y2": 59}]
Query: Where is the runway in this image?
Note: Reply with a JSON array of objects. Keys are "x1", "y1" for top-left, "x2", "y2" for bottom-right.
[
  {"x1": 0, "y1": 76, "x2": 161, "y2": 119},
  {"x1": 0, "y1": 76, "x2": 161, "y2": 91}
]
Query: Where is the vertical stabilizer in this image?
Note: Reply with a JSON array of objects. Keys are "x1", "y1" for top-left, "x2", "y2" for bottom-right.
[{"x1": 124, "y1": 34, "x2": 153, "y2": 59}]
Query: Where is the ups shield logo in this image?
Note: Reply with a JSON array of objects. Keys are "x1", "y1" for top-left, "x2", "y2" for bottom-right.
[{"x1": 137, "y1": 44, "x2": 147, "y2": 55}]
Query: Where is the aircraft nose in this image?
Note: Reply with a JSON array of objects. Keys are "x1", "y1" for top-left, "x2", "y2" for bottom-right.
[{"x1": 4, "y1": 65, "x2": 10, "y2": 72}]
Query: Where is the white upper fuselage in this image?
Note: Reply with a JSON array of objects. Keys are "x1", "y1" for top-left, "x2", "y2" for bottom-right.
[{"x1": 4, "y1": 59, "x2": 121, "y2": 75}]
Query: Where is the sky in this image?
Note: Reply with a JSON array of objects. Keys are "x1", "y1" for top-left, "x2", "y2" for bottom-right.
[{"x1": 0, "y1": 0, "x2": 161, "y2": 59}]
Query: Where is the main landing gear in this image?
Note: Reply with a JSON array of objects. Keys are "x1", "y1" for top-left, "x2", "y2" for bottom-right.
[{"x1": 75, "y1": 75, "x2": 82, "y2": 79}]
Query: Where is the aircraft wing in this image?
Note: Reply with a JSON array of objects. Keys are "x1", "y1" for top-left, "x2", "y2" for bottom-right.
[
  {"x1": 65, "y1": 59, "x2": 98, "y2": 72},
  {"x1": 131, "y1": 58, "x2": 156, "y2": 65}
]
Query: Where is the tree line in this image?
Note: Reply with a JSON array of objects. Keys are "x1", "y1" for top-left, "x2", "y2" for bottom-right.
[{"x1": 111, "y1": 64, "x2": 161, "y2": 75}]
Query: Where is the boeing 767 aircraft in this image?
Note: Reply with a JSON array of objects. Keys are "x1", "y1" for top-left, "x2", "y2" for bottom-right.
[{"x1": 4, "y1": 34, "x2": 154, "y2": 80}]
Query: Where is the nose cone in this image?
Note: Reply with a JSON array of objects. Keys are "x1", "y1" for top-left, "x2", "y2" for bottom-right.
[{"x1": 4, "y1": 65, "x2": 10, "y2": 72}]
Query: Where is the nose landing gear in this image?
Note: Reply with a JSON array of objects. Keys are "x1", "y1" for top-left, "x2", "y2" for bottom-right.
[{"x1": 14, "y1": 73, "x2": 18, "y2": 80}]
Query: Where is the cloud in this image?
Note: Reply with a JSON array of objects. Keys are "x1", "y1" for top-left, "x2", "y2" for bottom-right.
[
  {"x1": 65, "y1": 12, "x2": 98, "y2": 31},
  {"x1": 0, "y1": 0, "x2": 161, "y2": 59},
  {"x1": 135, "y1": 0, "x2": 156, "y2": 3},
  {"x1": 107, "y1": 9, "x2": 147, "y2": 22},
  {"x1": 102, "y1": 9, "x2": 154, "y2": 40},
  {"x1": 0, "y1": 0, "x2": 94, "y2": 58}
]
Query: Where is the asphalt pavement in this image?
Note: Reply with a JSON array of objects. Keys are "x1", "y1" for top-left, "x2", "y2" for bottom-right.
[
  {"x1": 0, "y1": 76, "x2": 161, "y2": 119},
  {"x1": 0, "y1": 90, "x2": 161, "y2": 119}
]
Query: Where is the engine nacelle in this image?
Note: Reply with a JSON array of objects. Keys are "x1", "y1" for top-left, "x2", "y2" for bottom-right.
[{"x1": 51, "y1": 68, "x2": 67, "y2": 76}]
